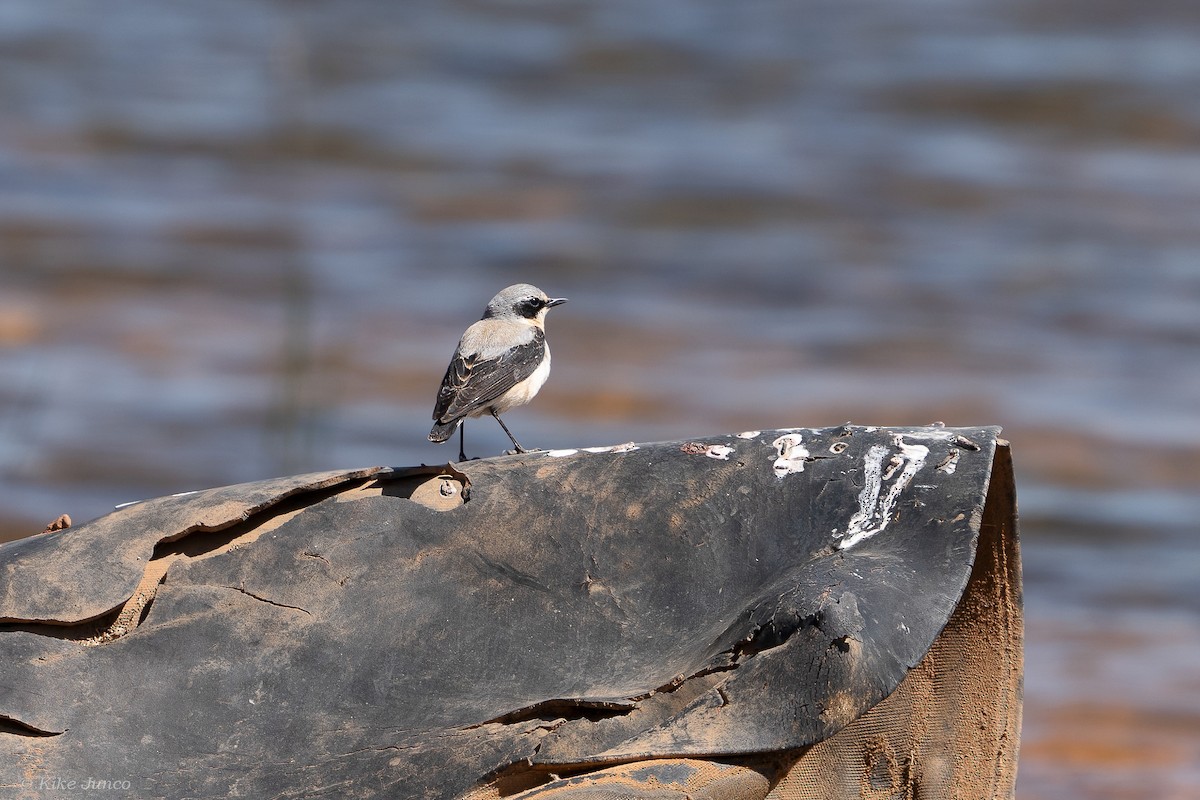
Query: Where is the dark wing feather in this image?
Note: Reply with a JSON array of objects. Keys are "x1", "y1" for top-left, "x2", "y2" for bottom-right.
[{"x1": 432, "y1": 330, "x2": 545, "y2": 423}]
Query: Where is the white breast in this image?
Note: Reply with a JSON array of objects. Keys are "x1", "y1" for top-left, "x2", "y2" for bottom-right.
[{"x1": 489, "y1": 345, "x2": 551, "y2": 414}]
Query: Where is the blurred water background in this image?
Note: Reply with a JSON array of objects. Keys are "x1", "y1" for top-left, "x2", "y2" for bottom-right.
[{"x1": 1, "y1": 1, "x2": 1198, "y2": 796}]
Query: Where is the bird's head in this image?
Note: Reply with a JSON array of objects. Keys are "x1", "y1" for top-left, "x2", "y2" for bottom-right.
[{"x1": 483, "y1": 284, "x2": 567, "y2": 324}]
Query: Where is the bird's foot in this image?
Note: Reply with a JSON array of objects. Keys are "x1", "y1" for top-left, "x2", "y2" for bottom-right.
[{"x1": 505, "y1": 447, "x2": 542, "y2": 456}]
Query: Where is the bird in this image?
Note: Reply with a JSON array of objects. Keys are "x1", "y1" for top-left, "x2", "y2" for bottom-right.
[{"x1": 429, "y1": 284, "x2": 567, "y2": 461}]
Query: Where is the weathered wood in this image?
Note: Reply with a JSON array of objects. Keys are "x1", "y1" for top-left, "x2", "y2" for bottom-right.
[{"x1": 0, "y1": 426, "x2": 1019, "y2": 799}]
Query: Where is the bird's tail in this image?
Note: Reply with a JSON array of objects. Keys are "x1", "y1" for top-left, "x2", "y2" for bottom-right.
[{"x1": 428, "y1": 418, "x2": 461, "y2": 443}]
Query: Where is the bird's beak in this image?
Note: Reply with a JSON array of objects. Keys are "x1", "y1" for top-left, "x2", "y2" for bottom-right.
[{"x1": 546, "y1": 297, "x2": 568, "y2": 308}]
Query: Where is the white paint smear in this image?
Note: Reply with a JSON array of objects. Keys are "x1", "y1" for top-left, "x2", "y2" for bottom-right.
[
  {"x1": 705, "y1": 444, "x2": 734, "y2": 460},
  {"x1": 771, "y1": 433, "x2": 810, "y2": 477},
  {"x1": 581, "y1": 442, "x2": 640, "y2": 454},
  {"x1": 836, "y1": 438, "x2": 929, "y2": 550},
  {"x1": 736, "y1": 430, "x2": 761, "y2": 439},
  {"x1": 117, "y1": 488, "x2": 199, "y2": 509},
  {"x1": 936, "y1": 448, "x2": 960, "y2": 474},
  {"x1": 549, "y1": 443, "x2": 640, "y2": 457}
]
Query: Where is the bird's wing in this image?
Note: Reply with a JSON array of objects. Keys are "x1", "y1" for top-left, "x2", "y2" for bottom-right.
[{"x1": 432, "y1": 329, "x2": 545, "y2": 423}]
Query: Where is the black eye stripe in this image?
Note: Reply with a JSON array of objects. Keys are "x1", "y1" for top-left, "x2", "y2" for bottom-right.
[{"x1": 519, "y1": 297, "x2": 545, "y2": 316}]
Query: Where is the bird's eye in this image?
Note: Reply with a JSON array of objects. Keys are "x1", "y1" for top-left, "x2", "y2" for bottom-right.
[{"x1": 528, "y1": 297, "x2": 544, "y2": 309}]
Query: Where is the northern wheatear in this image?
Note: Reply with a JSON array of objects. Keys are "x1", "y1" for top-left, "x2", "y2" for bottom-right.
[{"x1": 429, "y1": 284, "x2": 567, "y2": 461}]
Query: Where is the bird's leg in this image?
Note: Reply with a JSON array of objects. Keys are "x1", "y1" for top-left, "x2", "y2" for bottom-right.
[
  {"x1": 489, "y1": 408, "x2": 528, "y2": 453},
  {"x1": 458, "y1": 421, "x2": 467, "y2": 462}
]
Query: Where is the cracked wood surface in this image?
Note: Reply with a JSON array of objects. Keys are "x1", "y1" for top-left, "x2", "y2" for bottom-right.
[{"x1": 0, "y1": 426, "x2": 1009, "y2": 799}]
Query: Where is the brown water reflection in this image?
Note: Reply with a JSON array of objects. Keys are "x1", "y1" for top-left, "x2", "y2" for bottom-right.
[{"x1": 2, "y1": 2, "x2": 1199, "y2": 796}]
